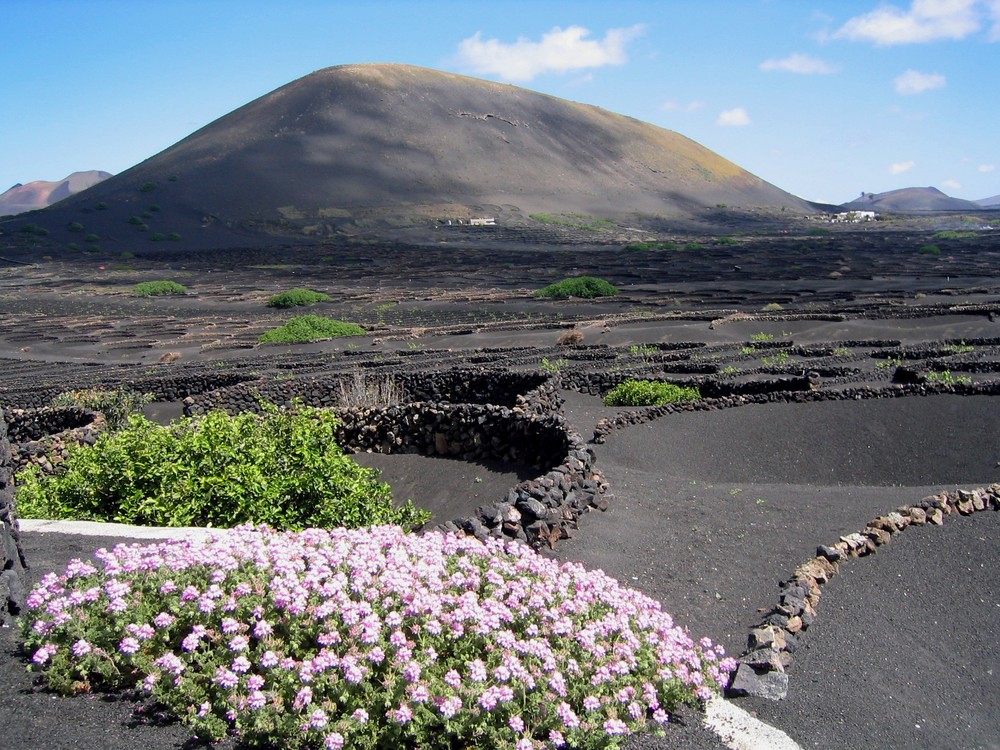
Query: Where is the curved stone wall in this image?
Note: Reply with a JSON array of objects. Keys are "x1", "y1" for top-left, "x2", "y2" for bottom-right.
[
  {"x1": 591, "y1": 380, "x2": 1000, "y2": 443},
  {"x1": 0, "y1": 405, "x2": 26, "y2": 626},
  {"x1": 728, "y1": 484, "x2": 1000, "y2": 701}
]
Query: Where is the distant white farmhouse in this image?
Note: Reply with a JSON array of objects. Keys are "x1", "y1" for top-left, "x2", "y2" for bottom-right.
[
  {"x1": 443, "y1": 217, "x2": 496, "y2": 226},
  {"x1": 830, "y1": 210, "x2": 877, "y2": 223}
]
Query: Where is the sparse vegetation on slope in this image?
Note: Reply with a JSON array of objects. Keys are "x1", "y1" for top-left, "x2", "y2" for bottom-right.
[
  {"x1": 133, "y1": 280, "x2": 187, "y2": 297},
  {"x1": 603, "y1": 379, "x2": 701, "y2": 406},
  {"x1": 258, "y1": 315, "x2": 365, "y2": 343},
  {"x1": 535, "y1": 276, "x2": 618, "y2": 300},
  {"x1": 266, "y1": 288, "x2": 332, "y2": 308}
]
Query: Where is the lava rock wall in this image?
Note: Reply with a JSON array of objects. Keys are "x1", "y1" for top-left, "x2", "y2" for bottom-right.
[{"x1": 0, "y1": 405, "x2": 27, "y2": 626}]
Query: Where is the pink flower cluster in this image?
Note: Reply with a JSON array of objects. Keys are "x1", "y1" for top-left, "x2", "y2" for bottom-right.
[{"x1": 23, "y1": 525, "x2": 736, "y2": 749}]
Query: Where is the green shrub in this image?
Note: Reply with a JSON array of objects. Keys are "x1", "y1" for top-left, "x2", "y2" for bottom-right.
[
  {"x1": 266, "y1": 288, "x2": 332, "y2": 308},
  {"x1": 927, "y1": 370, "x2": 972, "y2": 385},
  {"x1": 603, "y1": 379, "x2": 701, "y2": 406},
  {"x1": 539, "y1": 357, "x2": 568, "y2": 374},
  {"x1": 932, "y1": 230, "x2": 975, "y2": 239},
  {"x1": 67, "y1": 222, "x2": 85, "y2": 232},
  {"x1": 149, "y1": 232, "x2": 167, "y2": 241},
  {"x1": 535, "y1": 276, "x2": 618, "y2": 299},
  {"x1": 761, "y1": 350, "x2": 791, "y2": 367},
  {"x1": 259, "y1": 315, "x2": 365, "y2": 343},
  {"x1": 139, "y1": 181, "x2": 157, "y2": 192},
  {"x1": 14, "y1": 404, "x2": 428, "y2": 531},
  {"x1": 95, "y1": 202, "x2": 108, "y2": 210},
  {"x1": 50, "y1": 387, "x2": 154, "y2": 431},
  {"x1": 919, "y1": 244, "x2": 942, "y2": 255},
  {"x1": 84, "y1": 233, "x2": 99, "y2": 242},
  {"x1": 133, "y1": 280, "x2": 187, "y2": 297},
  {"x1": 624, "y1": 241, "x2": 680, "y2": 251},
  {"x1": 166, "y1": 232, "x2": 182, "y2": 241}
]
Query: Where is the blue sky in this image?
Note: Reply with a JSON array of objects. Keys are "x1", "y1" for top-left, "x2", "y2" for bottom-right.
[{"x1": 2, "y1": 0, "x2": 997, "y2": 205}]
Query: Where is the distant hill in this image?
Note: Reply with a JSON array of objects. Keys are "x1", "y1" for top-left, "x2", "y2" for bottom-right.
[
  {"x1": 842, "y1": 187, "x2": 983, "y2": 212},
  {"x1": 0, "y1": 171, "x2": 111, "y2": 216},
  {"x1": 975, "y1": 194, "x2": 1000, "y2": 208},
  {"x1": 1, "y1": 64, "x2": 815, "y2": 252}
]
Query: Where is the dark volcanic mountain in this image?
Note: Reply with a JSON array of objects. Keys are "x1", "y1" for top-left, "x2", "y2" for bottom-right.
[
  {"x1": 976, "y1": 194, "x2": 1000, "y2": 208},
  {"x1": 0, "y1": 171, "x2": 111, "y2": 216},
  {"x1": 842, "y1": 187, "x2": 983, "y2": 212},
  {"x1": 3, "y1": 64, "x2": 813, "y2": 250}
]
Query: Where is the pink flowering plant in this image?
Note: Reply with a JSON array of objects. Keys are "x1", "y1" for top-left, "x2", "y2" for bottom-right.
[{"x1": 23, "y1": 525, "x2": 735, "y2": 749}]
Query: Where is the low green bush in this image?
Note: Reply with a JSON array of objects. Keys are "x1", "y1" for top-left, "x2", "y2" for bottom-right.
[
  {"x1": 133, "y1": 280, "x2": 187, "y2": 297},
  {"x1": 535, "y1": 276, "x2": 618, "y2": 299},
  {"x1": 14, "y1": 404, "x2": 428, "y2": 531},
  {"x1": 50, "y1": 387, "x2": 154, "y2": 431},
  {"x1": 603, "y1": 379, "x2": 701, "y2": 406},
  {"x1": 623, "y1": 241, "x2": 679, "y2": 251},
  {"x1": 266, "y1": 288, "x2": 332, "y2": 309},
  {"x1": 919, "y1": 244, "x2": 942, "y2": 255},
  {"x1": 259, "y1": 315, "x2": 365, "y2": 343}
]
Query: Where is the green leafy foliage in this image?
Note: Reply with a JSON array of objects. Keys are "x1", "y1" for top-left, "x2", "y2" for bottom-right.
[
  {"x1": 535, "y1": 276, "x2": 618, "y2": 300},
  {"x1": 539, "y1": 357, "x2": 568, "y2": 374},
  {"x1": 932, "y1": 230, "x2": 976, "y2": 239},
  {"x1": 624, "y1": 240, "x2": 680, "y2": 251},
  {"x1": 50, "y1": 387, "x2": 154, "y2": 431},
  {"x1": 927, "y1": 370, "x2": 972, "y2": 385},
  {"x1": 133, "y1": 280, "x2": 187, "y2": 297},
  {"x1": 919, "y1": 244, "x2": 942, "y2": 255},
  {"x1": 258, "y1": 315, "x2": 365, "y2": 343},
  {"x1": 266, "y1": 288, "x2": 332, "y2": 309},
  {"x1": 603, "y1": 379, "x2": 701, "y2": 406},
  {"x1": 15, "y1": 404, "x2": 429, "y2": 531}
]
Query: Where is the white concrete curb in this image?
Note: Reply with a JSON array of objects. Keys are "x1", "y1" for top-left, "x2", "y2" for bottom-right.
[
  {"x1": 18, "y1": 519, "x2": 226, "y2": 541},
  {"x1": 704, "y1": 695, "x2": 804, "y2": 750}
]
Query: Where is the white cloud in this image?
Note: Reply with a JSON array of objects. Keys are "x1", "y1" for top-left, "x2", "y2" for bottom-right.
[
  {"x1": 661, "y1": 99, "x2": 705, "y2": 113},
  {"x1": 942, "y1": 178, "x2": 962, "y2": 190},
  {"x1": 454, "y1": 25, "x2": 645, "y2": 82},
  {"x1": 759, "y1": 53, "x2": 836, "y2": 74},
  {"x1": 717, "y1": 107, "x2": 751, "y2": 127},
  {"x1": 988, "y1": 0, "x2": 1000, "y2": 39},
  {"x1": 981, "y1": 163, "x2": 998, "y2": 172},
  {"x1": 894, "y1": 68, "x2": 947, "y2": 93},
  {"x1": 890, "y1": 160, "x2": 917, "y2": 174},
  {"x1": 834, "y1": 0, "x2": 981, "y2": 45}
]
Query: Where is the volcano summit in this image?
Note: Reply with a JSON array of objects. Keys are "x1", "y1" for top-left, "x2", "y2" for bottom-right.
[{"x1": 6, "y1": 64, "x2": 814, "y2": 250}]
